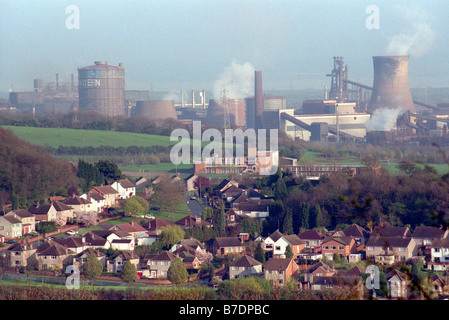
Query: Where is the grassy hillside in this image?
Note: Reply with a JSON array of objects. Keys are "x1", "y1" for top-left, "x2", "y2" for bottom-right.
[{"x1": 2, "y1": 126, "x2": 175, "y2": 148}]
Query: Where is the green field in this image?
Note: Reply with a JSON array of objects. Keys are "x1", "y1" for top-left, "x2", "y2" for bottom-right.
[{"x1": 2, "y1": 126, "x2": 176, "y2": 148}]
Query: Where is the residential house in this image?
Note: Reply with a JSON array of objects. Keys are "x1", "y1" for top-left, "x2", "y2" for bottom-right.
[
  {"x1": 106, "y1": 250, "x2": 139, "y2": 273},
  {"x1": 233, "y1": 199, "x2": 272, "y2": 219},
  {"x1": 73, "y1": 248, "x2": 107, "y2": 270},
  {"x1": 338, "y1": 223, "x2": 370, "y2": 245},
  {"x1": 208, "y1": 237, "x2": 245, "y2": 257},
  {"x1": 429, "y1": 238, "x2": 449, "y2": 271},
  {"x1": 264, "y1": 257, "x2": 299, "y2": 286},
  {"x1": 54, "y1": 237, "x2": 85, "y2": 254},
  {"x1": 308, "y1": 276, "x2": 364, "y2": 298},
  {"x1": 27, "y1": 202, "x2": 57, "y2": 222},
  {"x1": 225, "y1": 208, "x2": 242, "y2": 227},
  {"x1": 321, "y1": 236, "x2": 357, "y2": 261},
  {"x1": 175, "y1": 215, "x2": 211, "y2": 230},
  {"x1": 263, "y1": 230, "x2": 305, "y2": 258},
  {"x1": 80, "y1": 192, "x2": 105, "y2": 213},
  {"x1": 0, "y1": 215, "x2": 22, "y2": 239},
  {"x1": 221, "y1": 185, "x2": 243, "y2": 202},
  {"x1": 85, "y1": 229, "x2": 132, "y2": 250},
  {"x1": 298, "y1": 229, "x2": 324, "y2": 252},
  {"x1": 177, "y1": 252, "x2": 201, "y2": 270},
  {"x1": 184, "y1": 174, "x2": 198, "y2": 192},
  {"x1": 146, "y1": 251, "x2": 177, "y2": 278},
  {"x1": 386, "y1": 269, "x2": 410, "y2": 299},
  {"x1": 412, "y1": 226, "x2": 448, "y2": 248},
  {"x1": 143, "y1": 218, "x2": 172, "y2": 235},
  {"x1": 5, "y1": 209, "x2": 35, "y2": 235},
  {"x1": 229, "y1": 255, "x2": 263, "y2": 280},
  {"x1": 111, "y1": 179, "x2": 136, "y2": 200},
  {"x1": 111, "y1": 238, "x2": 135, "y2": 251},
  {"x1": 63, "y1": 195, "x2": 94, "y2": 213},
  {"x1": 89, "y1": 185, "x2": 118, "y2": 208},
  {"x1": 109, "y1": 221, "x2": 151, "y2": 246},
  {"x1": 8, "y1": 243, "x2": 37, "y2": 268},
  {"x1": 366, "y1": 236, "x2": 417, "y2": 265},
  {"x1": 430, "y1": 274, "x2": 449, "y2": 297},
  {"x1": 215, "y1": 179, "x2": 238, "y2": 194},
  {"x1": 372, "y1": 226, "x2": 412, "y2": 238},
  {"x1": 135, "y1": 176, "x2": 151, "y2": 190},
  {"x1": 303, "y1": 261, "x2": 337, "y2": 283},
  {"x1": 35, "y1": 241, "x2": 74, "y2": 271},
  {"x1": 28, "y1": 201, "x2": 74, "y2": 224}
]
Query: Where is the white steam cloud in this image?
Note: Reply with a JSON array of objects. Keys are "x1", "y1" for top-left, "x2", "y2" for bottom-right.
[
  {"x1": 385, "y1": 6, "x2": 435, "y2": 57},
  {"x1": 365, "y1": 108, "x2": 406, "y2": 132},
  {"x1": 213, "y1": 60, "x2": 255, "y2": 101}
]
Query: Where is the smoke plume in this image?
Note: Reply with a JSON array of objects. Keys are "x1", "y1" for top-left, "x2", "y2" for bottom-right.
[
  {"x1": 213, "y1": 60, "x2": 255, "y2": 101},
  {"x1": 385, "y1": 6, "x2": 435, "y2": 57},
  {"x1": 365, "y1": 108, "x2": 406, "y2": 132}
]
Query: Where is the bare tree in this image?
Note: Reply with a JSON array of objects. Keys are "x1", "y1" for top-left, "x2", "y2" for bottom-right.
[{"x1": 151, "y1": 175, "x2": 186, "y2": 218}]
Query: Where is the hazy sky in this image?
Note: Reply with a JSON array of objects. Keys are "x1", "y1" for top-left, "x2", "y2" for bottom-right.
[{"x1": 1, "y1": 0, "x2": 448, "y2": 95}]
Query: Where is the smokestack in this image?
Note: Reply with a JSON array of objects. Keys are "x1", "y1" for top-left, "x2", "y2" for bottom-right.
[
  {"x1": 56, "y1": 73, "x2": 59, "y2": 91},
  {"x1": 71, "y1": 73, "x2": 74, "y2": 91},
  {"x1": 368, "y1": 56, "x2": 415, "y2": 113},
  {"x1": 255, "y1": 70, "x2": 263, "y2": 129}
]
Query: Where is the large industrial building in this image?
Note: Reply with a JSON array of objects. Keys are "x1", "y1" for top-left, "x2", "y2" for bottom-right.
[{"x1": 78, "y1": 61, "x2": 126, "y2": 117}]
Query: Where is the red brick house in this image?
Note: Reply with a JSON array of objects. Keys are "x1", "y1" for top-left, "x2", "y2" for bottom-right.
[
  {"x1": 264, "y1": 257, "x2": 298, "y2": 286},
  {"x1": 321, "y1": 236, "x2": 357, "y2": 261},
  {"x1": 208, "y1": 237, "x2": 245, "y2": 257}
]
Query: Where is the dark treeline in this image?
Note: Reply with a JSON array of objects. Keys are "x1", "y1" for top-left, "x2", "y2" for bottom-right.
[
  {"x1": 47, "y1": 145, "x2": 172, "y2": 156},
  {"x1": 0, "y1": 111, "x2": 188, "y2": 137},
  {"x1": 0, "y1": 127, "x2": 78, "y2": 209}
]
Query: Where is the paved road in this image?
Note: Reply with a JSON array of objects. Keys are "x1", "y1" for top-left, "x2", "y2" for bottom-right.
[{"x1": 185, "y1": 197, "x2": 203, "y2": 217}]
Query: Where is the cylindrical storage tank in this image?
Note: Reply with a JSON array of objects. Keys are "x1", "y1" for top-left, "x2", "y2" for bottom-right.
[
  {"x1": 205, "y1": 99, "x2": 246, "y2": 128},
  {"x1": 368, "y1": 56, "x2": 415, "y2": 113},
  {"x1": 78, "y1": 61, "x2": 126, "y2": 117},
  {"x1": 133, "y1": 100, "x2": 177, "y2": 120}
]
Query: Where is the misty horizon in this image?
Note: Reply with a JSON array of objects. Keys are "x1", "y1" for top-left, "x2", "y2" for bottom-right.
[{"x1": 1, "y1": 1, "x2": 448, "y2": 96}]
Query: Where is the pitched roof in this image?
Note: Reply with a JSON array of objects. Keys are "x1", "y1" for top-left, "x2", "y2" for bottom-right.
[
  {"x1": 323, "y1": 236, "x2": 354, "y2": 246},
  {"x1": 431, "y1": 238, "x2": 449, "y2": 248},
  {"x1": 267, "y1": 230, "x2": 284, "y2": 243},
  {"x1": 230, "y1": 255, "x2": 262, "y2": 267},
  {"x1": 144, "y1": 218, "x2": 171, "y2": 230},
  {"x1": 386, "y1": 269, "x2": 409, "y2": 282},
  {"x1": 38, "y1": 241, "x2": 72, "y2": 256},
  {"x1": 307, "y1": 261, "x2": 335, "y2": 274},
  {"x1": 412, "y1": 226, "x2": 446, "y2": 239},
  {"x1": 7, "y1": 209, "x2": 34, "y2": 219},
  {"x1": 265, "y1": 258, "x2": 295, "y2": 271},
  {"x1": 214, "y1": 237, "x2": 243, "y2": 247},
  {"x1": 150, "y1": 251, "x2": 177, "y2": 261},
  {"x1": 63, "y1": 195, "x2": 91, "y2": 206},
  {"x1": 91, "y1": 185, "x2": 118, "y2": 195},
  {"x1": 343, "y1": 266, "x2": 366, "y2": 277},
  {"x1": 8, "y1": 243, "x2": 34, "y2": 252},
  {"x1": 116, "y1": 221, "x2": 147, "y2": 233},
  {"x1": 342, "y1": 224, "x2": 370, "y2": 238},
  {"x1": 118, "y1": 178, "x2": 135, "y2": 188},
  {"x1": 28, "y1": 204, "x2": 52, "y2": 215},
  {"x1": 366, "y1": 236, "x2": 413, "y2": 248},
  {"x1": 54, "y1": 237, "x2": 84, "y2": 249},
  {"x1": 298, "y1": 230, "x2": 324, "y2": 240},
  {"x1": 283, "y1": 234, "x2": 305, "y2": 246},
  {"x1": 52, "y1": 201, "x2": 73, "y2": 212},
  {"x1": 175, "y1": 215, "x2": 210, "y2": 227},
  {"x1": 74, "y1": 248, "x2": 106, "y2": 258},
  {"x1": 235, "y1": 199, "x2": 271, "y2": 212},
  {"x1": 0, "y1": 215, "x2": 21, "y2": 224},
  {"x1": 109, "y1": 250, "x2": 136, "y2": 260},
  {"x1": 372, "y1": 226, "x2": 411, "y2": 238}
]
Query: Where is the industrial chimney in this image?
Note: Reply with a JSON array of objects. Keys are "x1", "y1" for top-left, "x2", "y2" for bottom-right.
[
  {"x1": 255, "y1": 70, "x2": 263, "y2": 129},
  {"x1": 368, "y1": 55, "x2": 415, "y2": 113}
]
